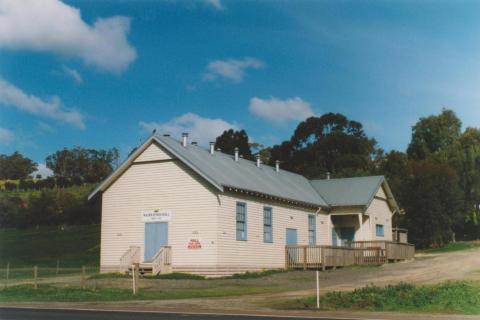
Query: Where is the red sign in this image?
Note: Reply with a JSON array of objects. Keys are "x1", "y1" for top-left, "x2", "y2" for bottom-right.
[{"x1": 187, "y1": 239, "x2": 202, "y2": 249}]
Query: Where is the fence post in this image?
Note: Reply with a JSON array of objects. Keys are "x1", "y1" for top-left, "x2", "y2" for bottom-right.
[
  {"x1": 303, "y1": 246, "x2": 307, "y2": 270},
  {"x1": 321, "y1": 248, "x2": 326, "y2": 271},
  {"x1": 132, "y1": 263, "x2": 139, "y2": 295},
  {"x1": 33, "y1": 266, "x2": 38, "y2": 290},
  {"x1": 316, "y1": 270, "x2": 320, "y2": 309},
  {"x1": 4, "y1": 263, "x2": 9, "y2": 289},
  {"x1": 81, "y1": 266, "x2": 86, "y2": 289},
  {"x1": 385, "y1": 243, "x2": 389, "y2": 263},
  {"x1": 332, "y1": 250, "x2": 336, "y2": 270},
  {"x1": 56, "y1": 259, "x2": 60, "y2": 275}
]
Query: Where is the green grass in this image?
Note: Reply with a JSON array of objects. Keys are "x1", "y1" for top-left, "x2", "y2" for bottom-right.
[
  {"x1": 275, "y1": 281, "x2": 480, "y2": 315},
  {"x1": 89, "y1": 270, "x2": 289, "y2": 281},
  {"x1": 222, "y1": 269, "x2": 289, "y2": 279},
  {"x1": 0, "y1": 225, "x2": 100, "y2": 268},
  {"x1": 0, "y1": 284, "x2": 277, "y2": 302},
  {"x1": 145, "y1": 272, "x2": 206, "y2": 280},
  {"x1": 423, "y1": 242, "x2": 480, "y2": 254}
]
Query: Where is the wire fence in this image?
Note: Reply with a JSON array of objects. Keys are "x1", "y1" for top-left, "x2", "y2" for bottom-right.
[{"x1": 1, "y1": 264, "x2": 100, "y2": 289}]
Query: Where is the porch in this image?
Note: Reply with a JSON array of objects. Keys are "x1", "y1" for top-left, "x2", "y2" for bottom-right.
[
  {"x1": 119, "y1": 245, "x2": 172, "y2": 276},
  {"x1": 285, "y1": 241, "x2": 415, "y2": 270}
]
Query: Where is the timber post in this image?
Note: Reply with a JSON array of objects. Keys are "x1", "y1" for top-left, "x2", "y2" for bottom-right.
[
  {"x1": 132, "y1": 263, "x2": 139, "y2": 295},
  {"x1": 81, "y1": 266, "x2": 86, "y2": 289},
  {"x1": 303, "y1": 246, "x2": 307, "y2": 270},
  {"x1": 33, "y1": 266, "x2": 38, "y2": 290},
  {"x1": 4, "y1": 263, "x2": 9, "y2": 289}
]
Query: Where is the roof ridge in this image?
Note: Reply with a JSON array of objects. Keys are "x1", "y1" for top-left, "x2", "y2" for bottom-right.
[{"x1": 310, "y1": 175, "x2": 385, "y2": 182}]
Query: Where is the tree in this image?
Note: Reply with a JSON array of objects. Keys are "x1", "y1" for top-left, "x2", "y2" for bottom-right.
[
  {"x1": 0, "y1": 152, "x2": 37, "y2": 180},
  {"x1": 269, "y1": 113, "x2": 378, "y2": 178},
  {"x1": 407, "y1": 108, "x2": 462, "y2": 160},
  {"x1": 215, "y1": 129, "x2": 254, "y2": 160},
  {"x1": 403, "y1": 160, "x2": 462, "y2": 248},
  {"x1": 46, "y1": 147, "x2": 119, "y2": 183},
  {"x1": 378, "y1": 151, "x2": 409, "y2": 202},
  {"x1": 440, "y1": 127, "x2": 480, "y2": 239}
]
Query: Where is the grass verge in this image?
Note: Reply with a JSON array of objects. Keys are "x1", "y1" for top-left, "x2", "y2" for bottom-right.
[
  {"x1": 221, "y1": 269, "x2": 289, "y2": 279},
  {"x1": 0, "y1": 225, "x2": 100, "y2": 267},
  {"x1": 0, "y1": 284, "x2": 276, "y2": 302},
  {"x1": 423, "y1": 242, "x2": 480, "y2": 254},
  {"x1": 273, "y1": 281, "x2": 480, "y2": 315}
]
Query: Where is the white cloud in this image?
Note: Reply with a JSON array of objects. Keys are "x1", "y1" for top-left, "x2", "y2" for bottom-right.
[
  {"x1": 203, "y1": 57, "x2": 264, "y2": 83},
  {"x1": 0, "y1": 127, "x2": 14, "y2": 142},
  {"x1": 249, "y1": 96, "x2": 315, "y2": 123},
  {"x1": 0, "y1": 78, "x2": 85, "y2": 129},
  {"x1": 0, "y1": 0, "x2": 136, "y2": 73},
  {"x1": 33, "y1": 163, "x2": 53, "y2": 178},
  {"x1": 139, "y1": 113, "x2": 239, "y2": 145},
  {"x1": 203, "y1": 0, "x2": 223, "y2": 10},
  {"x1": 62, "y1": 65, "x2": 83, "y2": 85}
]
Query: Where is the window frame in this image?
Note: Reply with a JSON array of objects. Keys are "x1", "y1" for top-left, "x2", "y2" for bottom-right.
[
  {"x1": 236, "y1": 202, "x2": 247, "y2": 241},
  {"x1": 308, "y1": 214, "x2": 316, "y2": 245},
  {"x1": 376, "y1": 224, "x2": 385, "y2": 237},
  {"x1": 263, "y1": 206, "x2": 273, "y2": 243}
]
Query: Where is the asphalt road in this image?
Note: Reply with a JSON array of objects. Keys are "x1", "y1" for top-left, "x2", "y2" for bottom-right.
[{"x1": 0, "y1": 308, "x2": 347, "y2": 320}]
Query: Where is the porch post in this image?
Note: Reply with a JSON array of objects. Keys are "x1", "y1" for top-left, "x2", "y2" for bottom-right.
[{"x1": 357, "y1": 213, "x2": 363, "y2": 241}]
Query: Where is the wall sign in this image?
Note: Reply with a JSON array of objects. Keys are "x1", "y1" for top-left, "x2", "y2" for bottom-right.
[
  {"x1": 142, "y1": 210, "x2": 171, "y2": 222},
  {"x1": 187, "y1": 239, "x2": 202, "y2": 249}
]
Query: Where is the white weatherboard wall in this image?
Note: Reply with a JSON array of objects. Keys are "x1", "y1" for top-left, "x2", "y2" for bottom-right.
[
  {"x1": 100, "y1": 142, "x2": 220, "y2": 273},
  {"x1": 365, "y1": 187, "x2": 393, "y2": 241},
  {"x1": 216, "y1": 193, "x2": 329, "y2": 271}
]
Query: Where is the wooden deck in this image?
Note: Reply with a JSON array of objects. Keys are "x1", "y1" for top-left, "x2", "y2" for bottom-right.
[{"x1": 285, "y1": 241, "x2": 414, "y2": 270}]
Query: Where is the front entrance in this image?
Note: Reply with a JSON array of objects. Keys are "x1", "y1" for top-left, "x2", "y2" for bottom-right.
[
  {"x1": 144, "y1": 222, "x2": 168, "y2": 261},
  {"x1": 286, "y1": 228, "x2": 298, "y2": 245},
  {"x1": 340, "y1": 227, "x2": 355, "y2": 242}
]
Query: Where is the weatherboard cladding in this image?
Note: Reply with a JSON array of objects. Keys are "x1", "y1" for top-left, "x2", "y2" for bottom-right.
[{"x1": 89, "y1": 134, "x2": 393, "y2": 209}]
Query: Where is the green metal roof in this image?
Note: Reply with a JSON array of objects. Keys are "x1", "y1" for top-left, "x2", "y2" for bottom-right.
[
  {"x1": 153, "y1": 135, "x2": 328, "y2": 207},
  {"x1": 89, "y1": 134, "x2": 399, "y2": 212},
  {"x1": 309, "y1": 176, "x2": 399, "y2": 211}
]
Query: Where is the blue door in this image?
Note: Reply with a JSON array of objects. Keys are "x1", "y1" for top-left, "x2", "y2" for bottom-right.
[
  {"x1": 340, "y1": 227, "x2": 355, "y2": 243},
  {"x1": 144, "y1": 222, "x2": 168, "y2": 261},
  {"x1": 286, "y1": 228, "x2": 298, "y2": 245}
]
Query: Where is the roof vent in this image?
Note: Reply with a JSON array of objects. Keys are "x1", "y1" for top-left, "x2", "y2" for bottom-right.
[
  {"x1": 326, "y1": 172, "x2": 331, "y2": 180},
  {"x1": 256, "y1": 154, "x2": 261, "y2": 168},
  {"x1": 191, "y1": 141, "x2": 198, "y2": 146},
  {"x1": 234, "y1": 147, "x2": 239, "y2": 162},
  {"x1": 163, "y1": 134, "x2": 170, "y2": 137},
  {"x1": 275, "y1": 160, "x2": 280, "y2": 172},
  {"x1": 209, "y1": 142, "x2": 215, "y2": 155},
  {"x1": 182, "y1": 133, "x2": 188, "y2": 147}
]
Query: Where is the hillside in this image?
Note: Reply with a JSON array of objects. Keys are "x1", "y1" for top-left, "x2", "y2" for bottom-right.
[
  {"x1": 0, "y1": 182, "x2": 95, "y2": 200},
  {"x1": 0, "y1": 225, "x2": 100, "y2": 267}
]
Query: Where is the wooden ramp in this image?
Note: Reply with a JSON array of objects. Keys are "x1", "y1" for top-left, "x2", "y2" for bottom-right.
[{"x1": 285, "y1": 241, "x2": 414, "y2": 270}]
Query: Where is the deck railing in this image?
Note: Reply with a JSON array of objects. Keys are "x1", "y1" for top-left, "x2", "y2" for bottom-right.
[
  {"x1": 285, "y1": 241, "x2": 413, "y2": 270},
  {"x1": 119, "y1": 246, "x2": 141, "y2": 273},
  {"x1": 151, "y1": 246, "x2": 172, "y2": 275}
]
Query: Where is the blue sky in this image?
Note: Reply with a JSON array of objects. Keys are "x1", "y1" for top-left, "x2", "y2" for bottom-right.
[{"x1": 1, "y1": 0, "x2": 480, "y2": 175}]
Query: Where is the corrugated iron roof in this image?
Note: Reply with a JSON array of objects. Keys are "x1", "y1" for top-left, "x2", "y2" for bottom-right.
[
  {"x1": 89, "y1": 134, "x2": 398, "y2": 211},
  {"x1": 155, "y1": 135, "x2": 328, "y2": 207}
]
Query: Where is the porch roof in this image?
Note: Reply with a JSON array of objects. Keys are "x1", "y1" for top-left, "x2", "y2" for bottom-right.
[{"x1": 309, "y1": 176, "x2": 400, "y2": 212}]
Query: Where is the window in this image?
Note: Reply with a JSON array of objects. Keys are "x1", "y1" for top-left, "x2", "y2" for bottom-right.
[
  {"x1": 308, "y1": 214, "x2": 316, "y2": 245},
  {"x1": 263, "y1": 207, "x2": 273, "y2": 243},
  {"x1": 236, "y1": 202, "x2": 247, "y2": 240},
  {"x1": 376, "y1": 224, "x2": 384, "y2": 237}
]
